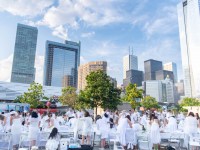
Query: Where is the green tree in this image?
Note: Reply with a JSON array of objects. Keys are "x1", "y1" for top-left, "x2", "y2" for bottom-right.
[
  {"x1": 123, "y1": 83, "x2": 143, "y2": 109},
  {"x1": 20, "y1": 82, "x2": 44, "y2": 108},
  {"x1": 101, "y1": 84, "x2": 122, "y2": 110},
  {"x1": 13, "y1": 95, "x2": 23, "y2": 103},
  {"x1": 179, "y1": 97, "x2": 200, "y2": 107},
  {"x1": 59, "y1": 86, "x2": 78, "y2": 109},
  {"x1": 141, "y1": 96, "x2": 160, "y2": 109},
  {"x1": 79, "y1": 70, "x2": 121, "y2": 113}
]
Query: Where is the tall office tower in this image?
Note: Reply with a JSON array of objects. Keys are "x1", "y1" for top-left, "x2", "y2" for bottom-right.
[
  {"x1": 123, "y1": 70, "x2": 143, "y2": 87},
  {"x1": 43, "y1": 40, "x2": 80, "y2": 88},
  {"x1": 11, "y1": 24, "x2": 38, "y2": 84},
  {"x1": 143, "y1": 77, "x2": 174, "y2": 103},
  {"x1": 174, "y1": 80, "x2": 185, "y2": 103},
  {"x1": 144, "y1": 59, "x2": 163, "y2": 81},
  {"x1": 163, "y1": 62, "x2": 178, "y2": 83},
  {"x1": 123, "y1": 54, "x2": 138, "y2": 79},
  {"x1": 177, "y1": 0, "x2": 200, "y2": 97},
  {"x1": 155, "y1": 70, "x2": 174, "y2": 82},
  {"x1": 78, "y1": 61, "x2": 107, "y2": 90}
]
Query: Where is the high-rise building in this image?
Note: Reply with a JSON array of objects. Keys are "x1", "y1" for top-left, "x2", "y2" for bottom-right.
[
  {"x1": 123, "y1": 54, "x2": 138, "y2": 79},
  {"x1": 155, "y1": 70, "x2": 174, "y2": 82},
  {"x1": 144, "y1": 59, "x2": 163, "y2": 81},
  {"x1": 174, "y1": 80, "x2": 185, "y2": 103},
  {"x1": 163, "y1": 62, "x2": 178, "y2": 83},
  {"x1": 43, "y1": 40, "x2": 80, "y2": 88},
  {"x1": 177, "y1": 0, "x2": 200, "y2": 97},
  {"x1": 143, "y1": 77, "x2": 174, "y2": 103},
  {"x1": 109, "y1": 77, "x2": 117, "y2": 88},
  {"x1": 78, "y1": 61, "x2": 107, "y2": 90},
  {"x1": 123, "y1": 70, "x2": 143, "y2": 87},
  {"x1": 11, "y1": 24, "x2": 38, "y2": 84}
]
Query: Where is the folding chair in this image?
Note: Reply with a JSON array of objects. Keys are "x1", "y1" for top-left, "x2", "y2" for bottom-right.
[
  {"x1": 189, "y1": 134, "x2": 200, "y2": 150},
  {"x1": 19, "y1": 132, "x2": 31, "y2": 150},
  {"x1": 0, "y1": 132, "x2": 11, "y2": 150},
  {"x1": 38, "y1": 132, "x2": 50, "y2": 148},
  {"x1": 125, "y1": 128, "x2": 136, "y2": 149},
  {"x1": 138, "y1": 135, "x2": 151, "y2": 150}
]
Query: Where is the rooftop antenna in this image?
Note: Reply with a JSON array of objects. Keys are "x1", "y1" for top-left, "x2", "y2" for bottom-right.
[
  {"x1": 132, "y1": 47, "x2": 134, "y2": 55},
  {"x1": 129, "y1": 46, "x2": 131, "y2": 55}
]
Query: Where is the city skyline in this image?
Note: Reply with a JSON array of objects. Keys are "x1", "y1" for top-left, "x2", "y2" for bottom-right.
[{"x1": 0, "y1": 0, "x2": 183, "y2": 85}]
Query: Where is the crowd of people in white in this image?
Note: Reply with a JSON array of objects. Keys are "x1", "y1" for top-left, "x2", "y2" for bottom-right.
[{"x1": 0, "y1": 108, "x2": 199, "y2": 150}]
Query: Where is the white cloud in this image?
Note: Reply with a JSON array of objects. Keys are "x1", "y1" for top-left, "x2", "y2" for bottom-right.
[
  {"x1": 0, "y1": 0, "x2": 54, "y2": 17},
  {"x1": 37, "y1": 0, "x2": 126, "y2": 29},
  {"x1": 52, "y1": 25, "x2": 69, "y2": 40},
  {"x1": 143, "y1": 5, "x2": 178, "y2": 37},
  {"x1": 80, "y1": 56, "x2": 87, "y2": 64},
  {"x1": 81, "y1": 31, "x2": 95, "y2": 38},
  {"x1": 0, "y1": 54, "x2": 13, "y2": 82},
  {"x1": 0, "y1": 54, "x2": 44, "y2": 84}
]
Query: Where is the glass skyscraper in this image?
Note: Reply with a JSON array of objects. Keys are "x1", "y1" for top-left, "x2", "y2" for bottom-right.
[
  {"x1": 177, "y1": 0, "x2": 200, "y2": 97},
  {"x1": 123, "y1": 54, "x2": 138, "y2": 79},
  {"x1": 11, "y1": 24, "x2": 38, "y2": 84},
  {"x1": 144, "y1": 59, "x2": 163, "y2": 81},
  {"x1": 43, "y1": 40, "x2": 80, "y2": 88}
]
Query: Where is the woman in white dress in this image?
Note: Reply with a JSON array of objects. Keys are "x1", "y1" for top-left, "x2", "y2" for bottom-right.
[
  {"x1": 167, "y1": 116, "x2": 177, "y2": 132},
  {"x1": 184, "y1": 112, "x2": 198, "y2": 136},
  {"x1": 46, "y1": 128, "x2": 59, "y2": 150},
  {"x1": 28, "y1": 111, "x2": 40, "y2": 147},
  {"x1": 96, "y1": 113, "x2": 110, "y2": 148},
  {"x1": 10, "y1": 111, "x2": 22, "y2": 150},
  {"x1": 80, "y1": 111, "x2": 93, "y2": 145},
  {"x1": 117, "y1": 113, "x2": 132, "y2": 149},
  {"x1": 150, "y1": 116, "x2": 160, "y2": 150}
]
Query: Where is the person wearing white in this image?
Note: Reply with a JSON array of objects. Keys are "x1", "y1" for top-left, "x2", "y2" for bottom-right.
[
  {"x1": 167, "y1": 116, "x2": 177, "y2": 132},
  {"x1": 150, "y1": 116, "x2": 160, "y2": 150},
  {"x1": 96, "y1": 114, "x2": 110, "y2": 148},
  {"x1": 184, "y1": 112, "x2": 198, "y2": 136},
  {"x1": 28, "y1": 111, "x2": 40, "y2": 147},
  {"x1": 80, "y1": 111, "x2": 93, "y2": 145},
  {"x1": 140, "y1": 113, "x2": 147, "y2": 127},
  {"x1": 4, "y1": 112, "x2": 11, "y2": 131},
  {"x1": 166, "y1": 110, "x2": 172, "y2": 120},
  {"x1": 10, "y1": 111, "x2": 22, "y2": 150},
  {"x1": 46, "y1": 128, "x2": 59, "y2": 150},
  {"x1": 117, "y1": 113, "x2": 132, "y2": 148},
  {"x1": 0, "y1": 114, "x2": 6, "y2": 131},
  {"x1": 130, "y1": 110, "x2": 138, "y2": 123}
]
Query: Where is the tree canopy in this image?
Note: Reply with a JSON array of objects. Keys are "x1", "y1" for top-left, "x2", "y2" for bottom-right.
[
  {"x1": 141, "y1": 96, "x2": 160, "y2": 109},
  {"x1": 78, "y1": 70, "x2": 122, "y2": 111},
  {"x1": 179, "y1": 97, "x2": 200, "y2": 107},
  {"x1": 19, "y1": 82, "x2": 44, "y2": 108},
  {"x1": 123, "y1": 83, "x2": 143, "y2": 108},
  {"x1": 59, "y1": 86, "x2": 78, "y2": 109}
]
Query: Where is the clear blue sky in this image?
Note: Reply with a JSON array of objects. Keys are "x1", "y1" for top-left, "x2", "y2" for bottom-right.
[{"x1": 0, "y1": 0, "x2": 182, "y2": 85}]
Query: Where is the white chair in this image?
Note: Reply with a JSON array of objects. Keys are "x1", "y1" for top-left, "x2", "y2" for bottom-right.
[
  {"x1": 60, "y1": 138, "x2": 70, "y2": 150},
  {"x1": 189, "y1": 136, "x2": 200, "y2": 150},
  {"x1": 137, "y1": 135, "x2": 151, "y2": 150},
  {"x1": 19, "y1": 132, "x2": 31, "y2": 150},
  {"x1": 125, "y1": 128, "x2": 136, "y2": 149},
  {"x1": 38, "y1": 132, "x2": 50, "y2": 148},
  {"x1": 0, "y1": 132, "x2": 11, "y2": 150}
]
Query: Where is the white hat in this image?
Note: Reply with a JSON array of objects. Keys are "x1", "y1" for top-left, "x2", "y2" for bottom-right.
[{"x1": 10, "y1": 111, "x2": 17, "y2": 115}]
